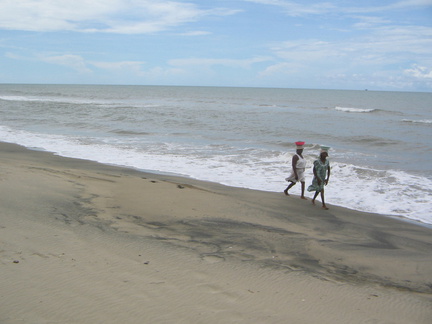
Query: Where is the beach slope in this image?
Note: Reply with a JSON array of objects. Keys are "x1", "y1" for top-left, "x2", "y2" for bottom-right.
[{"x1": 0, "y1": 142, "x2": 431, "y2": 324}]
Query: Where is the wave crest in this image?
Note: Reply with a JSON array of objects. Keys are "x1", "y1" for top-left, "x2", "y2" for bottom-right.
[
  {"x1": 402, "y1": 119, "x2": 432, "y2": 125},
  {"x1": 335, "y1": 106, "x2": 375, "y2": 113}
]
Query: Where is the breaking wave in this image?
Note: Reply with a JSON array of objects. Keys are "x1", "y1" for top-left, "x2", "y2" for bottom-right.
[{"x1": 335, "y1": 107, "x2": 376, "y2": 113}]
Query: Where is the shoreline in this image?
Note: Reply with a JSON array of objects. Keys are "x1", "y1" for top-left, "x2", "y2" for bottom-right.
[
  {"x1": 12, "y1": 142, "x2": 432, "y2": 228},
  {"x1": 1, "y1": 141, "x2": 431, "y2": 323}
]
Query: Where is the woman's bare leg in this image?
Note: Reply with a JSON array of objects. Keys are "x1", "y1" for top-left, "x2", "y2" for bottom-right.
[
  {"x1": 300, "y1": 182, "x2": 307, "y2": 199},
  {"x1": 311, "y1": 191, "x2": 319, "y2": 205},
  {"x1": 320, "y1": 189, "x2": 329, "y2": 209},
  {"x1": 284, "y1": 182, "x2": 296, "y2": 196}
]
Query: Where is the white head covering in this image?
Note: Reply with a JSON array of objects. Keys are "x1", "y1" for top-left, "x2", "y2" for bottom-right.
[{"x1": 320, "y1": 145, "x2": 330, "y2": 153}]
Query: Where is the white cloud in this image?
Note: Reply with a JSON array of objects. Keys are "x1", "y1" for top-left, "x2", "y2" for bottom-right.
[
  {"x1": 41, "y1": 56, "x2": 153, "y2": 76},
  {"x1": 269, "y1": 24, "x2": 432, "y2": 66},
  {"x1": 271, "y1": 40, "x2": 347, "y2": 64},
  {"x1": 338, "y1": 25, "x2": 432, "y2": 70},
  {"x1": 179, "y1": 31, "x2": 211, "y2": 36},
  {"x1": 37, "y1": 53, "x2": 186, "y2": 79},
  {"x1": 168, "y1": 57, "x2": 272, "y2": 69},
  {"x1": 243, "y1": 0, "x2": 336, "y2": 16},
  {"x1": 379, "y1": 0, "x2": 432, "y2": 10},
  {"x1": 0, "y1": 0, "x2": 238, "y2": 34},
  {"x1": 258, "y1": 62, "x2": 302, "y2": 77},
  {"x1": 243, "y1": 0, "x2": 432, "y2": 15},
  {"x1": 259, "y1": 22, "x2": 432, "y2": 90},
  {"x1": 39, "y1": 54, "x2": 92, "y2": 73},
  {"x1": 352, "y1": 16, "x2": 391, "y2": 29},
  {"x1": 143, "y1": 66, "x2": 185, "y2": 78},
  {"x1": 5, "y1": 52, "x2": 24, "y2": 60},
  {"x1": 91, "y1": 61, "x2": 146, "y2": 73},
  {"x1": 404, "y1": 64, "x2": 432, "y2": 78},
  {"x1": 0, "y1": 0, "x2": 115, "y2": 32}
]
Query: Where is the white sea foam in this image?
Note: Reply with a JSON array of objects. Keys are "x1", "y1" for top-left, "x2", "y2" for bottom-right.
[
  {"x1": 323, "y1": 164, "x2": 432, "y2": 224},
  {"x1": 402, "y1": 119, "x2": 432, "y2": 125},
  {"x1": 0, "y1": 95, "x2": 112, "y2": 105},
  {"x1": 0, "y1": 95, "x2": 34, "y2": 101},
  {"x1": 335, "y1": 106, "x2": 375, "y2": 113}
]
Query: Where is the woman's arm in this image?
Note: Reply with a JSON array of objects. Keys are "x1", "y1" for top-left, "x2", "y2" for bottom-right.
[{"x1": 292, "y1": 155, "x2": 299, "y2": 179}]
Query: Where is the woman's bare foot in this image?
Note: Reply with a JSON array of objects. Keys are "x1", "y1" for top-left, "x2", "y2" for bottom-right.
[
  {"x1": 284, "y1": 189, "x2": 289, "y2": 196},
  {"x1": 301, "y1": 196, "x2": 308, "y2": 200},
  {"x1": 311, "y1": 199, "x2": 315, "y2": 205},
  {"x1": 322, "y1": 205, "x2": 329, "y2": 210}
]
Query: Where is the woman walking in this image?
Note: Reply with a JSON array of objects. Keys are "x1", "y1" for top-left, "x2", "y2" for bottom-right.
[
  {"x1": 308, "y1": 146, "x2": 331, "y2": 209},
  {"x1": 284, "y1": 141, "x2": 307, "y2": 199}
]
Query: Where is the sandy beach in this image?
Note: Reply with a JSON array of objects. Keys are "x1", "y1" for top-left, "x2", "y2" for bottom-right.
[{"x1": 0, "y1": 141, "x2": 431, "y2": 324}]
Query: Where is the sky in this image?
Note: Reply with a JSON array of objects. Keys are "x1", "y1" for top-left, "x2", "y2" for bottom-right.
[{"x1": 1, "y1": 0, "x2": 432, "y2": 91}]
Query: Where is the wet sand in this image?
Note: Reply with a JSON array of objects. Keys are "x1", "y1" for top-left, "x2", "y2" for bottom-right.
[{"x1": 1, "y1": 142, "x2": 431, "y2": 323}]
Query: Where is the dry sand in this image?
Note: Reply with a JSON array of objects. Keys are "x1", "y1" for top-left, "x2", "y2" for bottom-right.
[{"x1": 0, "y1": 141, "x2": 431, "y2": 324}]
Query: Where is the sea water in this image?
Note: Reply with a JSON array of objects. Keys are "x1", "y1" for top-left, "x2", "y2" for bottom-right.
[{"x1": 0, "y1": 84, "x2": 431, "y2": 224}]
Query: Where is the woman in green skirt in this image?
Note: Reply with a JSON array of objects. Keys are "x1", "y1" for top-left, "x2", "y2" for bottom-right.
[{"x1": 308, "y1": 146, "x2": 331, "y2": 210}]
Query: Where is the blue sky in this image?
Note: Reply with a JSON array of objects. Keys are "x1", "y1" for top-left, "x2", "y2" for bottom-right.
[{"x1": 1, "y1": 0, "x2": 431, "y2": 91}]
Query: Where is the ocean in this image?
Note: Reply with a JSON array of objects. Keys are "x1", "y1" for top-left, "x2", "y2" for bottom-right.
[{"x1": 0, "y1": 84, "x2": 431, "y2": 225}]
